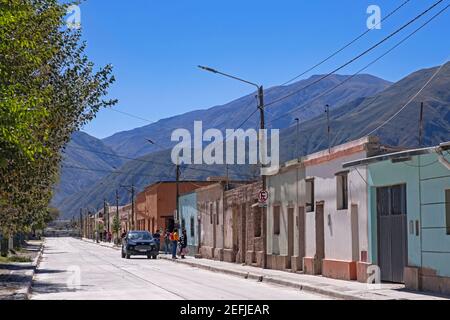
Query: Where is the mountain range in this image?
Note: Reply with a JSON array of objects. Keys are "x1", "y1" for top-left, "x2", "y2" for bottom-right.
[{"x1": 53, "y1": 63, "x2": 450, "y2": 219}]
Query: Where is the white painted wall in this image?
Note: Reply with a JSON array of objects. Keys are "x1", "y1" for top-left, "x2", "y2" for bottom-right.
[
  {"x1": 305, "y1": 151, "x2": 368, "y2": 262},
  {"x1": 267, "y1": 163, "x2": 305, "y2": 257}
]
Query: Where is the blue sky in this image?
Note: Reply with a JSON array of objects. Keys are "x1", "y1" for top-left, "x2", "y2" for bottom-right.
[{"x1": 79, "y1": 0, "x2": 449, "y2": 139}]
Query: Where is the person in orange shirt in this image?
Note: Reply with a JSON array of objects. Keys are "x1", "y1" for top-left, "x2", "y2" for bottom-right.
[{"x1": 171, "y1": 229, "x2": 179, "y2": 259}]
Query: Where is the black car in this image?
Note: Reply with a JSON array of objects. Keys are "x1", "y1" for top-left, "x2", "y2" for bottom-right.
[{"x1": 121, "y1": 231, "x2": 159, "y2": 259}]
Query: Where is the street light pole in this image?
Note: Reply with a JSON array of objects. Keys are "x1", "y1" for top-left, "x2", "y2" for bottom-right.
[{"x1": 198, "y1": 65, "x2": 267, "y2": 269}]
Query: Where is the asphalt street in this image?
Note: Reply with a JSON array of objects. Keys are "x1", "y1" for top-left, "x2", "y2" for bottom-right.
[{"x1": 31, "y1": 237, "x2": 332, "y2": 300}]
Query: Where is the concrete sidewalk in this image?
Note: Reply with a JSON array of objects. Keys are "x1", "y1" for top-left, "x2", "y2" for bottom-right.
[
  {"x1": 0, "y1": 240, "x2": 44, "y2": 300},
  {"x1": 81, "y1": 238, "x2": 448, "y2": 300}
]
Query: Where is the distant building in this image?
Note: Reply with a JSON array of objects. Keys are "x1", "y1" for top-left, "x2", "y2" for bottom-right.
[{"x1": 135, "y1": 181, "x2": 216, "y2": 234}]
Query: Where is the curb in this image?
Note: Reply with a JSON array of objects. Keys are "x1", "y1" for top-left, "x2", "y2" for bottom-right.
[
  {"x1": 7, "y1": 241, "x2": 45, "y2": 300},
  {"x1": 158, "y1": 256, "x2": 363, "y2": 300},
  {"x1": 78, "y1": 238, "x2": 365, "y2": 300}
]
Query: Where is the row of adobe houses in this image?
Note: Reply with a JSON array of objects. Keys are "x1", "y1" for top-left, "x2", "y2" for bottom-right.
[{"x1": 93, "y1": 136, "x2": 450, "y2": 296}]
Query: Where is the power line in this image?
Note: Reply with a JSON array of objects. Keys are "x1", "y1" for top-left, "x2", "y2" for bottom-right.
[
  {"x1": 266, "y1": 3, "x2": 450, "y2": 126},
  {"x1": 61, "y1": 164, "x2": 174, "y2": 180},
  {"x1": 107, "y1": 108, "x2": 156, "y2": 124},
  {"x1": 280, "y1": 0, "x2": 412, "y2": 86},
  {"x1": 364, "y1": 55, "x2": 449, "y2": 136},
  {"x1": 64, "y1": 143, "x2": 258, "y2": 179},
  {"x1": 265, "y1": 0, "x2": 444, "y2": 109}
]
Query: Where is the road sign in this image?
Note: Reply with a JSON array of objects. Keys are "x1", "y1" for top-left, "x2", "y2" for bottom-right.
[{"x1": 258, "y1": 190, "x2": 269, "y2": 207}]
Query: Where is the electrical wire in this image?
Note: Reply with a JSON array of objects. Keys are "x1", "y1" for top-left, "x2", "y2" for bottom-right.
[
  {"x1": 280, "y1": 0, "x2": 412, "y2": 86},
  {"x1": 63, "y1": 144, "x2": 258, "y2": 179},
  {"x1": 61, "y1": 164, "x2": 174, "y2": 180},
  {"x1": 107, "y1": 108, "x2": 156, "y2": 124},
  {"x1": 364, "y1": 54, "x2": 449, "y2": 137},
  {"x1": 266, "y1": 3, "x2": 450, "y2": 126},
  {"x1": 264, "y1": 0, "x2": 444, "y2": 109}
]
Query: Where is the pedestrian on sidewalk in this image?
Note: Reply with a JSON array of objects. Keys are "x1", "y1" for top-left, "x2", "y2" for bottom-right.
[
  {"x1": 179, "y1": 229, "x2": 188, "y2": 259},
  {"x1": 164, "y1": 229, "x2": 171, "y2": 255},
  {"x1": 153, "y1": 229, "x2": 161, "y2": 252},
  {"x1": 171, "y1": 229, "x2": 179, "y2": 259}
]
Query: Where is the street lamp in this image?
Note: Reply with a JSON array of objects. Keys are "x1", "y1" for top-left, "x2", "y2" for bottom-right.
[{"x1": 198, "y1": 65, "x2": 267, "y2": 269}]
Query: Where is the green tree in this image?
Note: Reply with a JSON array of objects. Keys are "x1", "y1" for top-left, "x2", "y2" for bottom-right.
[
  {"x1": 112, "y1": 215, "x2": 120, "y2": 234},
  {"x1": 0, "y1": 0, "x2": 116, "y2": 235}
]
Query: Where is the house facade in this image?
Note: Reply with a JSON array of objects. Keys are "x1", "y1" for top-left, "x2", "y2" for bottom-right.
[
  {"x1": 224, "y1": 181, "x2": 264, "y2": 267},
  {"x1": 135, "y1": 181, "x2": 214, "y2": 235},
  {"x1": 197, "y1": 183, "x2": 225, "y2": 260},
  {"x1": 344, "y1": 142, "x2": 450, "y2": 294},
  {"x1": 266, "y1": 136, "x2": 382, "y2": 280},
  {"x1": 178, "y1": 191, "x2": 199, "y2": 256},
  {"x1": 193, "y1": 181, "x2": 263, "y2": 266}
]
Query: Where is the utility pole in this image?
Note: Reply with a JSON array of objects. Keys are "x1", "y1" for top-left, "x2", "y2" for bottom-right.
[
  {"x1": 225, "y1": 164, "x2": 229, "y2": 191},
  {"x1": 295, "y1": 117, "x2": 300, "y2": 158},
  {"x1": 131, "y1": 184, "x2": 135, "y2": 230},
  {"x1": 175, "y1": 159, "x2": 181, "y2": 228},
  {"x1": 419, "y1": 102, "x2": 424, "y2": 147},
  {"x1": 258, "y1": 85, "x2": 268, "y2": 270},
  {"x1": 103, "y1": 199, "x2": 108, "y2": 234},
  {"x1": 116, "y1": 189, "x2": 120, "y2": 242},
  {"x1": 325, "y1": 104, "x2": 331, "y2": 153},
  {"x1": 120, "y1": 184, "x2": 135, "y2": 230},
  {"x1": 79, "y1": 208, "x2": 83, "y2": 239}
]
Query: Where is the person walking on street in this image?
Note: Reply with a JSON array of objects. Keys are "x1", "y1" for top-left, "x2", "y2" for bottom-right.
[
  {"x1": 164, "y1": 229, "x2": 171, "y2": 254},
  {"x1": 179, "y1": 229, "x2": 188, "y2": 259},
  {"x1": 171, "y1": 229, "x2": 179, "y2": 259}
]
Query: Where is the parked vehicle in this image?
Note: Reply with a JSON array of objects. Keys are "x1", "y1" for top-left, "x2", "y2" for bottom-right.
[{"x1": 121, "y1": 231, "x2": 158, "y2": 259}]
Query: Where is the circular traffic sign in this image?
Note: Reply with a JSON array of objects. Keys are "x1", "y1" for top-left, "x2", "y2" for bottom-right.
[{"x1": 258, "y1": 190, "x2": 269, "y2": 203}]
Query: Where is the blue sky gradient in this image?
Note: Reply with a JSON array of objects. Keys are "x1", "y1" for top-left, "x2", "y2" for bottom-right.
[{"x1": 79, "y1": 0, "x2": 449, "y2": 138}]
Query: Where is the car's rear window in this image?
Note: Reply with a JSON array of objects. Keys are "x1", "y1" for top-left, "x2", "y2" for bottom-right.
[{"x1": 128, "y1": 232, "x2": 153, "y2": 240}]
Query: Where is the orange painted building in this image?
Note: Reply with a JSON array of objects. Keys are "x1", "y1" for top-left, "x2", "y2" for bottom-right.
[{"x1": 135, "y1": 181, "x2": 215, "y2": 233}]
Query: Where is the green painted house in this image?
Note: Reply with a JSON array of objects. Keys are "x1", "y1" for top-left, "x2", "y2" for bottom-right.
[{"x1": 344, "y1": 142, "x2": 450, "y2": 295}]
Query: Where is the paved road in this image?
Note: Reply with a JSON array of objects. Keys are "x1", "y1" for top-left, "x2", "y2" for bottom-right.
[{"x1": 31, "y1": 238, "x2": 331, "y2": 300}]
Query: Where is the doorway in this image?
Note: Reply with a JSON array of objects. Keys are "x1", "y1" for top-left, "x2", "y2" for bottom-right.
[
  {"x1": 376, "y1": 184, "x2": 408, "y2": 283},
  {"x1": 315, "y1": 202, "x2": 325, "y2": 274},
  {"x1": 287, "y1": 207, "x2": 294, "y2": 269}
]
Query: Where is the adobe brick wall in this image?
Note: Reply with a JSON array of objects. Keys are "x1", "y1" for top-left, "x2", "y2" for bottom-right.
[{"x1": 223, "y1": 181, "x2": 264, "y2": 268}]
